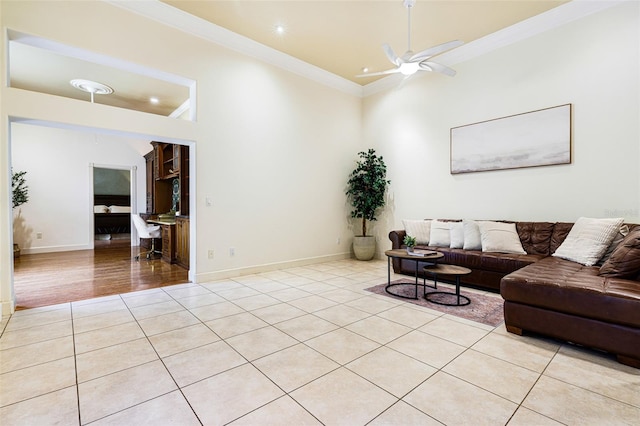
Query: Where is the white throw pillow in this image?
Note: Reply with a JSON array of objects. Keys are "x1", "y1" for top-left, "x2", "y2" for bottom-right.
[
  {"x1": 553, "y1": 217, "x2": 625, "y2": 266},
  {"x1": 94, "y1": 205, "x2": 109, "y2": 213},
  {"x1": 429, "y1": 220, "x2": 451, "y2": 247},
  {"x1": 402, "y1": 219, "x2": 431, "y2": 245},
  {"x1": 463, "y1": 219, "x2": 482, "y2": 250},
  {"x1": 478, "y1": 221, "x2": 526, "y2": 254},
  {"x1": 449, "y1": 222, "x2": 464, "y2": 249}
]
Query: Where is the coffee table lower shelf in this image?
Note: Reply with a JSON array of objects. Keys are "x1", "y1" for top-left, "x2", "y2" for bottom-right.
[{"x1": 422, "y1": 264, "x2": 472, "y2": 307}]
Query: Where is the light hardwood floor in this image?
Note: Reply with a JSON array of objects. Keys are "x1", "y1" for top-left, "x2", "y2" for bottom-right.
[{"x1": 12, "y1": 239, "x2": 189, "y2": 310}]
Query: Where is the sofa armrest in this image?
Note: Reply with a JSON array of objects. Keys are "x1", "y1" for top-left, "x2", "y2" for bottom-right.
[{"x1": 389, "y1": 230, "x2": 407, "y2": 249}]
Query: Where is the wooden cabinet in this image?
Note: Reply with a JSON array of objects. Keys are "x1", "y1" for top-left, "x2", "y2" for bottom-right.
[
  {"x1": 161, "y1": 224, "x2": 176, "y2": 264},
  {"x1": 176, "y1": 216, "x2": 189, "y2": 269},
  {"x1": 144, "y1": 151, "x2": 155, "y2": 214},
  {"x1": 147, "y1": 142, "x2": 189, "y2": 215},
  {"x1": 145, "y1": 142, "x2": 189, "y2": 269}
]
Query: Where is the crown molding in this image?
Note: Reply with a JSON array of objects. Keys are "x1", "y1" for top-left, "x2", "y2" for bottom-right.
[{"x1": 106, "y1": 0, "x2": 625, "y2": 99}]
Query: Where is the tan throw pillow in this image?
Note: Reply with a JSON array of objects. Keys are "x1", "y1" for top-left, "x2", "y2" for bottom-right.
[
  {"x1": 429, "y1": 220, "x2": 451, "y2": 247},
  {"x1": 478, "y1": 221, "x2": 526, "y2": 254},
  {"x1": 553, "y1": 217, "x2": 624, "y2": 266},
  {"x1": 402, "y1": 219, "x2": 431, "y2": 245},
  {"x1": 599, "y1": 227, "x2": 640, "y2": 278}
]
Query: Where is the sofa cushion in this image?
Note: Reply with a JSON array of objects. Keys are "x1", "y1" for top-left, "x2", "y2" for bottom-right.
[
  {"x1": 478, "y1": 221, "x2": 526, "y2": 254},
  {"x1": 516, "y1": 222, "x2": 555, "y2": 256},
  {"x1": 599, "y1": 227, "x2": 640, "y2": 278},
  {"x1": 429, "y1": 220, "x2": 451, "y2": 247},
  {"x1": 403, "y1": 219, "x2": 431, "y2": 244},
  {"x1": 550, "y1": 222, "x2": 573, "y2": 254},
  {"x1": 553, "y1": 217, "x2": 624, "y2": 266},
  {"x1": 434, "y1": 247, "x2": 542, "y2": 274},
  {"x1": 597, "y1": 225, "x2": 630, "y2": 266},
  {"x1": 501, "y1": 256, "x2": 640, "y2": 328}
]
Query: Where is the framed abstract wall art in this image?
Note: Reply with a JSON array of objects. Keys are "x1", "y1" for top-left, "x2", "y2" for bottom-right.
[{"x1": 450, "y1": 104, "x2": 572, "y2": 174}]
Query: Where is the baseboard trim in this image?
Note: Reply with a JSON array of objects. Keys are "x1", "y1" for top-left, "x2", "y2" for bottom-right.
[
  {"x1": 1, "y1": 297, "x2": 16, "y2": 316},
  {"x1": 195, "y1": 252, "x2": 351, "y2": 283},
  {"x1": 20, "y1": 244, "x2": 93, "y2": 255}
]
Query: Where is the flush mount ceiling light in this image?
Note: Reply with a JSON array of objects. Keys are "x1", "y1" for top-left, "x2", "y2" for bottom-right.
[
  {"x1": 70, "y1": 79, "x2": 113, "y2": 103},
  {"x1": 357, "y1": 0, "x2": 463, "y2": 80}
]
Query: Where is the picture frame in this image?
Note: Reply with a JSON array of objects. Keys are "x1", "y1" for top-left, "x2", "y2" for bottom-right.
[{"x1": 450, "y1": 104, "x2": 572, "y2": 174}]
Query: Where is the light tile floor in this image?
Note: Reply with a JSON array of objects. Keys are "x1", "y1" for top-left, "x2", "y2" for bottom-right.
[{"x1": 1, "y1": 259, "x2": 639, "y2": 425}]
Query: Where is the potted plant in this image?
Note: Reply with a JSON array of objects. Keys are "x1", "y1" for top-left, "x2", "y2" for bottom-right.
[
  {"x1": 346, "y1": 149, "x2": 390, "y2": 260},
  {"x1": 403, "y1": 235, "x2": 416, "y2": 253},
  {"x1": 12, "y1": 169, "x2": 29, "y2": 258}
]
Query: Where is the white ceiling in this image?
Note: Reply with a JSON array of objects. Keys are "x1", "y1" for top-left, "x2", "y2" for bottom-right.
[{"x1": 7, "y1": 0, "x2": 579, "y2": 116}]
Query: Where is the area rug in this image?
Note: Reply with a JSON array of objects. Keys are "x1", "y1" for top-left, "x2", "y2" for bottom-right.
[{"x1": 365, "y1": 280, "x2": 504, "y2": 327}]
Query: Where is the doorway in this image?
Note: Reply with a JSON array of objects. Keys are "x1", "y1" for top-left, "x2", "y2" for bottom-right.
[
  {"x1": 92, "y1": 166, "x2": 133, "y2": 249},
  {"x1": 9, "y1": 121, "x2": 195, "y2": 310}
]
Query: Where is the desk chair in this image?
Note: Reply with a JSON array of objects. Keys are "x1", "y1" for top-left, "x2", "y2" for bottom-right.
[{"x1": 132, "y1": 214, "x2": 162, "y2": 260}]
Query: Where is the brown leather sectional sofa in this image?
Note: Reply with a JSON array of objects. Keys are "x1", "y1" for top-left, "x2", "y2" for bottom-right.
[{"x1": 388, "y1": 220, "x2": 640, "y2": 368}]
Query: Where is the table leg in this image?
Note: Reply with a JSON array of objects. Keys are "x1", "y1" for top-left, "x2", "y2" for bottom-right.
[{"x1": 385, "y1": 256, "x2": 419, "y2": 300}]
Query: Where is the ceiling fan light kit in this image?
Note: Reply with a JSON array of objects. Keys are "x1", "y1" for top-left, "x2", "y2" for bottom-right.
[{"x1": 358, "y1": 0, "x2": 463, "y2": 80}]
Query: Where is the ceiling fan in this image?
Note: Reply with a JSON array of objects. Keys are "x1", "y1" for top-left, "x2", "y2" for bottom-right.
[{"x1": 357, "y1": 0, "x2": 463, "y2": 79}]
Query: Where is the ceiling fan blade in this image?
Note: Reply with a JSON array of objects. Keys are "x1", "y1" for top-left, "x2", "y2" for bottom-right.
[
  {"x1": 419, "y1": 61, "x2": 457, "y2": 77},
  {"x1": 356, "y1": 68, "x2": 401, "y2": 78},
  {"x1": 382, "y1": 43, "x2": 402, "y2": 66},
  {"x1": 409, "y1": 40, "x2": 464, "y2": 62}
]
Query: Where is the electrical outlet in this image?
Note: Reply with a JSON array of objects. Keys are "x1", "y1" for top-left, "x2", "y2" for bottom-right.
[
  {"x1": 336, "y1": 237, "x2": 341, "y2": 245},
  {"x1": 36, "y1": 232, "x2": 43, "y2": 239},
  {"x1": 229, "y1": 247, "x2": 235, "y2": 256},
  {"x1": 208, "y1": 249, "x2": 214, "y2": 259}
]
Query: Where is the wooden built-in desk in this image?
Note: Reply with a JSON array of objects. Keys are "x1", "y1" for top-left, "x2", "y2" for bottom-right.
[{"x1": 148, "y1": 219, "x2": 176, "y2": 264}]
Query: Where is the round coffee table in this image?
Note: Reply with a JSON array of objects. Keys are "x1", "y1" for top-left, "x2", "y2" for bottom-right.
[
  {"x1": 422, "y1": 264, "x2": 472, "y2": 306},
  {"x1": 384, "y1": 249, "x2": 444, "y2": 300}
]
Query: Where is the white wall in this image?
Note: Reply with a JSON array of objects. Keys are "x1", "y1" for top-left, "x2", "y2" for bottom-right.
[
  {"x1": 0, "y1": 0, "x2": 361, "y2": 314},
  {"x1": 11, "y1": 123, "x2": 149, "y2": 253},
  {"x1": 363, "y1": 1, "x2": 640, "y2": 253}
]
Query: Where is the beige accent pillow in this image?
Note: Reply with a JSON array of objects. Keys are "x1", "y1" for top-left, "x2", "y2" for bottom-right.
[
  {"x1": 449, "y1": 222, "x2": 464, "y2": 249},
  {"x1": 429, "y1": 220, "x2": 451, "y2": 247},
  {"x1": 463, "y1": 219, "x2": 482, "y2": 250},
  {"x1": 552, "y1": 217, "x2": 624, "y2": 266},
  {"x1": 402, "y1": 219, "x2": 431, "y2": 245},
  {"x1": 478, "y1": 221, "x2": 526, "y2": 254}
]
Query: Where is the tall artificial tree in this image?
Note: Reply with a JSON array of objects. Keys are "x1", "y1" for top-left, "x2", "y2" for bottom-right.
[{"x1": 346, "y1": 149, "x2": 390, "y2": 237}]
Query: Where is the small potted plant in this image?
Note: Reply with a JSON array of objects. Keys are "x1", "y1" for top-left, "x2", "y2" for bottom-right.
[{"x1": 403, "y1": 235, "x2": 416, "y2": 253}]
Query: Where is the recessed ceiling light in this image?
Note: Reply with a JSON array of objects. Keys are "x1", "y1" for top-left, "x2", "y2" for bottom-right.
[
  {"x1": 150, "y1": 97, "x2": 159, "y2": 104},
  {"x1": 275, "y1": 24, "x2": 285, "y2": 35},
  {"x1": 362, "y1": 67, "x2": 369, "y2": 73}
]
